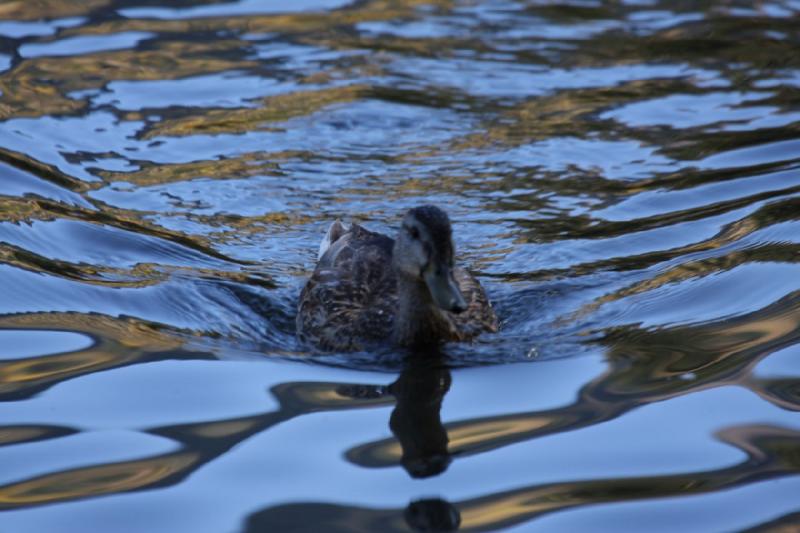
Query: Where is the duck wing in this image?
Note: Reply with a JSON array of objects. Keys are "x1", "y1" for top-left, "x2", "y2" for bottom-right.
[
  {"x1": 452, "y1": 267, "x2": 499, "y2": 340},
  {"x1": 297, "y1": 223, "x2": 397, "y2": 351}
]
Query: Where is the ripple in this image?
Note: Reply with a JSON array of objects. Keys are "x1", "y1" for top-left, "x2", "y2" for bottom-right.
[
  {"x1": 119, "y1": 0, "x2": 354, "y2": 20},
  {"x1": 602, "y1": 91, "x2": 777, "y2": 129},
  {"x1": 390, "y1": 59, "x2": 718, "y2": 98},
  {"x1": 0, "y1": 17, "x2": 85, "y2": 39},
  {"x1": 79, "y1": 71, "x2": 311, "y2": 111},
  {"x1": 0, "y1": 430, "x2": 176, "y2": 487},
  {"x1": 0, "y1": 113, "x2": 144, "y2": 181},
  {"x1": 698, "y1": 138, "x2": 800, "y2": 170},
  {"x1": 19, "y1": 32, "x2": 155, "y2": 58},
  {"x1": 0, "y1": 330, "x2": 93, "y2": 361},
  {"x1": 0, "y1": 160, "x2": 92, "y2": 207},
  {"x1": 1, "y1": 0, "x2": 799, "y2": 530},
  {"x1": 0, "y1": 219, "x2": 228, "y2": 269}
]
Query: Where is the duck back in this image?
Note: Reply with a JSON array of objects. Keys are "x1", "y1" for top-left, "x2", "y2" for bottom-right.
[{"x1": 297, "y1": 223, "x2": 398, "y2": 351}]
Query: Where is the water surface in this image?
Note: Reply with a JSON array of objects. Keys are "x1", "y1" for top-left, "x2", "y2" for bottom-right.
[{"x1": 1, "y1": 0, "x2": 799, "y2": 531}]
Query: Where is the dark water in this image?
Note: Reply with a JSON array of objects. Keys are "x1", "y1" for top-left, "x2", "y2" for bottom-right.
[{"x1": 1, "y1": 0, "x2": 800, "y2": 531}]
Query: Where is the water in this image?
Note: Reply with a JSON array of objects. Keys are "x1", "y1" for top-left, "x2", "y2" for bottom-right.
[{"x1": 1, "y1": 0, "x2": 799, "y2": 531}]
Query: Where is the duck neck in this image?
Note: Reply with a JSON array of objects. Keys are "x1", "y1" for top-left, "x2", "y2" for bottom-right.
[{"x1": 393, "y1": 276, "x2": 452, "y2": 347}]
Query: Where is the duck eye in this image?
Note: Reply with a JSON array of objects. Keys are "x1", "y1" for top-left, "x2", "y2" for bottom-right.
[{"x1": 407, "y1": 226, "x2": 420, "y2": 240}]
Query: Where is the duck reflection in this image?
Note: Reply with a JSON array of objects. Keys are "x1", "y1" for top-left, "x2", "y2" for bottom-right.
[
  {"x1": 244, "y1": 496, "x2": 461, "y2": 533},
  {"x1": 388, "y1": 355, "x2": 452, "y2": 479},
  {"x1": 404, "y1": 498, "x2": 461, "y2": 532},
  {"x1": 335, "y1": 352, "x2": 454, "y2": 479}
]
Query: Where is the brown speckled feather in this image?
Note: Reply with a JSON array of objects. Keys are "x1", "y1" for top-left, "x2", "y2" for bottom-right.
[
  {"x1": 452, "y1": 267, "x2": 499, "y2": 339},
  {"x1": 297, "y1": 223, "x2": 497, "y2": 351}
]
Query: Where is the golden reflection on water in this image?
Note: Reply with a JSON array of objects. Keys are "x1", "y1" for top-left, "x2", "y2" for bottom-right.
[
  {"x1": 745, "y1": 377, "x2": 800, "y2": 412},
  {"x1": 0, "y1": 40, "x2": 258, "y2": 118},
  {"x1": 0, "y1": 312, "x2": 182, "y2": 399},
  {"x1": 0, "y1": 452, "x2": 200, "y2": 508},
  {"x1": 456, "y1": 425, "x2": 800, "y2": 530},
  {"x1": 0, "y1": 0, "x2": 451, "y2": 121},
  {"x1": 561, "y1": 197, "x2": 800, "y2": 312},
  {"x1": 145, "y1": 85, "x2": 370, "y2": 139},
  {"x1": 0, "y1": 1, "x2": 110, "y2": 20},
  {"x1": 0, "y1": 425, "x2": 73, "y2": 445},
  {"x1": 0, "y1": 427, "x2": 46, "y2": 445},
  {"x1": 601, "y1": 290, "x2": 800, "y2": 398},
  {"x1": 186, "y1": 419, "x2": 263, "y2": 439},
  {"x1": 98, "y1": 152, "x2": 283, "y2": 187}
]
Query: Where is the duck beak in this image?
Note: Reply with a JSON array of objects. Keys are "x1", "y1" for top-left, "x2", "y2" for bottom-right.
[{"x1": 424, "y1": 265, "x2": 467, "y2": 314}]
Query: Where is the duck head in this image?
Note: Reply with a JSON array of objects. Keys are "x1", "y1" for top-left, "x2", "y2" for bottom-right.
[{"x1": 393, "y1": 206, "x2": 467, "y2": 314}]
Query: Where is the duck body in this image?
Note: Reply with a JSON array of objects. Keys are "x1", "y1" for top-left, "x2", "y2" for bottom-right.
[{"x1": 297, "y1": 206, "x2": 497, "y2": 352}]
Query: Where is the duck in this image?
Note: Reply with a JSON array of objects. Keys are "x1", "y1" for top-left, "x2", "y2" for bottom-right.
[{"x1": 296, "y1": 205, "x2": 498, "y2": 351}]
